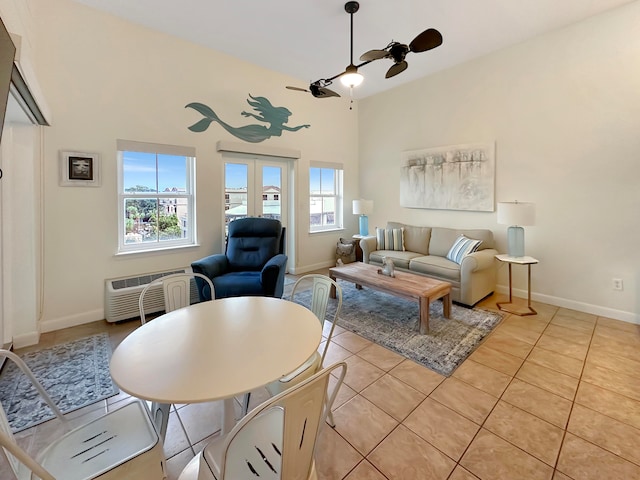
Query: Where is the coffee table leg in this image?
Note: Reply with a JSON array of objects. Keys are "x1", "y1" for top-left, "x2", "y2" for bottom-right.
[
  {"x1": 419, "y1": 296, "x2": 430, "y2": 334},
  {"x1": 442, "y1": 293, "x2": 451, "y2": 319}
]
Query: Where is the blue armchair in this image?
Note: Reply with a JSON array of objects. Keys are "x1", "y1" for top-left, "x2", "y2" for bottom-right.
[{"x1": 192, "y1": 217, "x2": 287, "y2": 300}]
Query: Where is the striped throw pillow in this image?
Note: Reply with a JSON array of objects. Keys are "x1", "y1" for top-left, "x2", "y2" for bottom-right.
[
  {"x1": 446, "y1": 235, "x2": 482, "y2": 264},
  {"x1": 376, "y1": 227, "x2": 405, "y2": 251}
]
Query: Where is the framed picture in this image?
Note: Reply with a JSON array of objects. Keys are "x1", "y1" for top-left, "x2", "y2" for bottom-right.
[{"x1": 60, "y1": 151, "x2": 101, "y2": 187}]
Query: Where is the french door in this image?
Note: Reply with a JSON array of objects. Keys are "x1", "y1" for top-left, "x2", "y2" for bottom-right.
[{"x1": 223, "y1": 154, "x2": 289, "y2": 242}]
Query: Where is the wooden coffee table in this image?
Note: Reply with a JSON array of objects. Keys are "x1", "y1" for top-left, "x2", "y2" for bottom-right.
[{"x1": 329, "y1": 262, "x2": 451, "y2": 334}]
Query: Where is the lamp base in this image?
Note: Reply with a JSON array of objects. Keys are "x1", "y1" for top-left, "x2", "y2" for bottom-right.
[
  {"x1": 507, "y1": 226, "x2": 525, "y2": 257},
  {"x1": 358, "y1": 215, "x2": 369, "y2": 236}
]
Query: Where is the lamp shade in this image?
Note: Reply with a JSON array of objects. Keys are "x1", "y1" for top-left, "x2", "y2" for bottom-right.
[
  {"x1": 352, "y1": 199, "x2": 373, "y2": 215},
  {"x1": 497, "y1": 202, "x2": 535, "y2": 226},
  {"x1": 340, "y1": 64, "x2": 364, "y2": 88}
]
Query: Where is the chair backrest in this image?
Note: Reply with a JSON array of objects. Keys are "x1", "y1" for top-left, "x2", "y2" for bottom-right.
[
  {"x1": 204, "y1": 362, "x2": 347, "y2": 480},
  {"x1": 225, "y1": 217, "x2": 283, "y2": 271},
  {"x1": 138, "y1": 272, "x2": 214, "y2": 324},
  {"x1": 291, "y1": 274, "x2": 343, "y2": 365}
]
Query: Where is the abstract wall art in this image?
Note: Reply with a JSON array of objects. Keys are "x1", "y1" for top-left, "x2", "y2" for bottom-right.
[{"x1": 400, "y1": 142, "x2": 495, "y2": 212}]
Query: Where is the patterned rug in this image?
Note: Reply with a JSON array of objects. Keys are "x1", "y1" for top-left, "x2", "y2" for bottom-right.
[
  {"x1": 0, "y1": 333, "x2": 119, "y2": 432},
  {"x1": 294, "y1": 281, "x2": 504, "y2": 376}
]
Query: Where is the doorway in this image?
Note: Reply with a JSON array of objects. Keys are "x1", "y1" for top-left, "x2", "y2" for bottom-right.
[{"x1": 223, "y1": 153, "x2": 290, "y2": 243}]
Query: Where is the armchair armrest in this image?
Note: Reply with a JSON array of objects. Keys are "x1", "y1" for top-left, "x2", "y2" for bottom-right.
[
  {"x1": 191, "y1": 254, "x2": 230, "y2": 301},
  {"x1": 359, "y1": 236, "x2": 377, "y2": 263},
  {"x1": 261, "y1": 254, "x2": 288, "y2": 298},
  {"x1": 191, "y1": 254, "x2": 230, "y2": 279}
]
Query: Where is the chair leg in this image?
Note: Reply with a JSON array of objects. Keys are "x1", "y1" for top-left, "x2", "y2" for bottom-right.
[
  {"x1": 326, "y1": 410, "x2": 336, "y2": 428},
  {"x1": 150, "y1": 402, "x2": 171, "y2": 441}
]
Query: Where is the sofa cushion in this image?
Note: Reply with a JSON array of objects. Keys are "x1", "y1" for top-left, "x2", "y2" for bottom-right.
[
  {"x1": 430, "y1": 227, "x2": 495, "y2": 256},
  {"x1": 446, "y1": 235, "x2": 483, "y2": 264},
  {"x1": 409, "y1": 255, "x2": 461, "y2": 282},
  {"x1": 369, "y1": 250, "x2": 422, "y2": 270},
  {"x1": 387, "y1": 222, "x2": 431, "y2": 255},
  {"x1": 376, "y1": 227, "x2": 405, "y2": 251}
]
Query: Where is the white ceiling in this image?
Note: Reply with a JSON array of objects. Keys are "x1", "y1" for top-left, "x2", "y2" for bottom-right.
[{"x1": 72, "y1": 0, "x2": 634, "y2": 99}]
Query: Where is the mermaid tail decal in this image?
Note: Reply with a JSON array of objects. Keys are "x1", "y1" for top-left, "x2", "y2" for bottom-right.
[{"x1": 186, "y1": 103, "x2": 219, "y2": 132}]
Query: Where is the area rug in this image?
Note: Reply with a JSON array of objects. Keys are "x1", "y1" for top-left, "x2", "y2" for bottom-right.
[
  {"x1": 0, "y1": 333, "x2": 119, "y2": 432},
  {"x1": 294, "y1": 282, "x2": 504, "y2": 376}
]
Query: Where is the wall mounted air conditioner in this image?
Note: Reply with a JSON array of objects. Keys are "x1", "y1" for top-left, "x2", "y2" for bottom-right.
[{"x1": 104, "y1": 267, "x2": 199, "y2": 323}]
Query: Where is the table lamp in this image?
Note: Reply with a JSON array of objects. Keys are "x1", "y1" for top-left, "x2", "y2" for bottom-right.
[
  {"x1": 497, "y1": 201, "x2": 535, "y2": 257},
  {"x1": 352, "y1": 199, "x2": 373, "y2": 236}
]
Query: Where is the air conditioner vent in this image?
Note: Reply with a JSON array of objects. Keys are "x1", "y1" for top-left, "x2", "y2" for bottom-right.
[
  {"x1": 110, "y1": 270, "x2": 187, "y2": 290},
  {"x1": 105, "y1": 268, "x2": 199, "y2": 322}
]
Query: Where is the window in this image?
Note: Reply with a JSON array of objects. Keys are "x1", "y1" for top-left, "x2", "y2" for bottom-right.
[
  {"x1": 309, "y1": 163, "x2": 343, "y2": 232},
  {"x1": 117, "y1": 140, "x2": 196, "y2": 253}
]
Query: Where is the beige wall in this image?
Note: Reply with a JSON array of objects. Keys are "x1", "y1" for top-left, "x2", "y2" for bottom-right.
[
  {"x1": 359, "y1": 2, "x2": 640, "y2": 322},
  {"x1": 23, "y1": 0, "x2": 358, "y2": 339}
]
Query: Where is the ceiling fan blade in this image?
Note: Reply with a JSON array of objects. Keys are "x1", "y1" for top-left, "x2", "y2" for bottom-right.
[
  {"x1": 359, "y1": 49, "x2": 388, "y2": 62},
  {"x1": 309, "y1": 84, "x2": 341, "y2": 98},
  {"x1": 317, "y1": 87, "x2": 341, "y2": 98},
  {"x1": 286, "y1": 86, "x2": 309, "y2": 92},
  {"x1": 409, "y1": 28, "x2": 443, "y2": 53},
  {"x1": 385, "y1": 61, "x2": 408, "y2": 79}
]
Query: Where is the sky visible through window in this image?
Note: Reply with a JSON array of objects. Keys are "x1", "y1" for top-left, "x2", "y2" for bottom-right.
[
  {"x1": 310, "y1": 167, "x2": 334, "y2": 194},
  {"x1": 123, "y1": 151, "x2": 187, "y2": 191},
  {"x1": 225, "y1": 163, "x2": 282, "y2": 188}
]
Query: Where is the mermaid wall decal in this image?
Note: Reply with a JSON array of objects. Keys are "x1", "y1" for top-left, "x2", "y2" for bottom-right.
[{"x1": 185, "y1": 94, "x2": 310, "y2": 143}]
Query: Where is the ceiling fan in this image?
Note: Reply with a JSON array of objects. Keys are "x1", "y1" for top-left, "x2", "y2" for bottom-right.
[
  {"x1": 286, "y1": 1, "x2": 443, "y2": 99},
  {"x1": 360, "y1": 28, "x2": 443, "y2": 79}
]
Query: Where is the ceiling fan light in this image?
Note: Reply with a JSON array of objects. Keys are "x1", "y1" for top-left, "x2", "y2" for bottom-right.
[{"x1": 340, "y1": 65, "x2": 363, "y2": 87}]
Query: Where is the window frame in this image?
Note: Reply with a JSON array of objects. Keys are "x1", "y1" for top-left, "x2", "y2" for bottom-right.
[
  {"x1": 309, "y1": 162, "x2": 344, "y2": 233},
  {"x1": 116, "y1": 140, "x2": 197, "y2": 254}
]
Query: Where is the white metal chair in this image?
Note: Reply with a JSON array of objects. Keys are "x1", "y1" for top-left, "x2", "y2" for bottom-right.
[
  {"x1": 138, "y1": 272, "x2": 215, "y2": 442},
  {"x1": 0, "y1": 350, "x2": 165, "y2": 480},
  {"x1": 138, "y1": 272, "x2": 215, "y2": 324},
  {"x1": 178, "y1": 362, "x2": 347, "y2": 480},
  {"x1": 252, "y1": 274, "x2": 342, "y2": 426}
]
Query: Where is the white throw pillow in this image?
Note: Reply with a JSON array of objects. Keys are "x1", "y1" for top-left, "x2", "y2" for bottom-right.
[{"x1": 446, "y1": 235, "x2": 482, "y2": 264}]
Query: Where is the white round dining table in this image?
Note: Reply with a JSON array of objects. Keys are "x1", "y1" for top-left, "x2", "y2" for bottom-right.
[{"x1": 109, "y1": 296, "x2": 322, "y2": 433}]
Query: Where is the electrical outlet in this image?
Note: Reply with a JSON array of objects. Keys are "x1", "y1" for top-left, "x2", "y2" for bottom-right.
[{"x1": 612, "y1": 278, "x2": 623, "y2": 291}]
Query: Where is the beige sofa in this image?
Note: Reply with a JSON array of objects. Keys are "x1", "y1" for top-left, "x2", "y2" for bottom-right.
[{"x1": 360, "y1": 221, "x2": 498, "y2": 307}]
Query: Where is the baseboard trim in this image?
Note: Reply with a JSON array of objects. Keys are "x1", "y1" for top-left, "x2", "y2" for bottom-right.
[
  {"x1": 289, "y1": 260, "x2": 335, "y2": 275},
  {"x1": 496, "y1": 285, "x2": 639, "y2": 324},
  {"x1": 40, "y1": 308, "x2": 105, "y2": 334},
  {"x1": 12, "y1": 331, "x2": 41, "y2": 349}
]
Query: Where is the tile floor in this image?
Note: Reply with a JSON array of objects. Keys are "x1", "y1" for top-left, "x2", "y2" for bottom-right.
[{"x1": 1, "y1": 276, "x2": 640, "y2": 480}]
